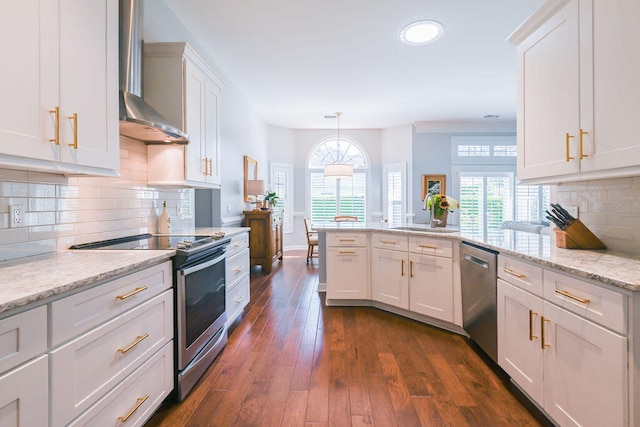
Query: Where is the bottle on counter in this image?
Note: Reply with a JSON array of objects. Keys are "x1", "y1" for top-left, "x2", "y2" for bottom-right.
[{"x1": 159, "y1": 201, "x2": 171, "y2": 234}]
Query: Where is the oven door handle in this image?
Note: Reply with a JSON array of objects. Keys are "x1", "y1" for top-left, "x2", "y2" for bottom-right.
[{"x1": 178, "y1": 252, "x2": 226, "y2": 276}]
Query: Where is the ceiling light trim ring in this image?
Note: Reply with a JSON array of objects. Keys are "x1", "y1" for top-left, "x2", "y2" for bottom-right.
[{"x1": 400, "y1": 20, "x2": 444, "y2": 46}]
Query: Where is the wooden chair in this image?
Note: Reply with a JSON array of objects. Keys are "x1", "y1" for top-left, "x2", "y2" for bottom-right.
[
  {"x1": 334, "y1": 215, "x2": 358, "y2": 222},
  {"x1": 303, "y1": 217, "x2": 318, "y2": 264}
]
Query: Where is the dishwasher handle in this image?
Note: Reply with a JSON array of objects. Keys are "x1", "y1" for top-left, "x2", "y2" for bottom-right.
[{"x1": 463, "y1": 253, "x2": 490, "y2": 269}]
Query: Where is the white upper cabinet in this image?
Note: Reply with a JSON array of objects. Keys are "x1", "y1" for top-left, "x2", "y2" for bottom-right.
[
  {"x1": 0, "y1": 0, "x2": 119, "y2": 175},
  {"x1": 509, "y1": 0, "x2": 640, "y2": 183},
  {"x1": 144, "y1": 42, "x2": 223, "y2": 188}
]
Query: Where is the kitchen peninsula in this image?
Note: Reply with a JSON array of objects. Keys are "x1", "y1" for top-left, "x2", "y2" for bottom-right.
[{"x1": 317, "y1": 222, "x2": 640, "y2": 427}]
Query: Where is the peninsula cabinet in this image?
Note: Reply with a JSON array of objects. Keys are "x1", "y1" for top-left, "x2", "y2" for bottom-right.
[
  {"x1": 326, "y1": 232, "x2": 369, "y2": 300},
  {"x1": 144, "y1": 42, "x2": 223, "y2": 188},
  {"x1": 509, "y1": 0, "x2": 640, "y2": 183},
  {"x1": 244, "y1": 210, "x2": 283, "y2": 274},
  {"x1": 497, "y1": 255, "x2": 628, "y2": 427},
  {"x1": 0, "y1": 0, "x2": 119, "y2": 175}
]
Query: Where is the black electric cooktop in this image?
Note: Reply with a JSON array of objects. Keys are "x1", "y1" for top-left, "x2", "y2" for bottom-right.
[{"x1": 69, "y1": 233, "x2": 227, "y2": 252}]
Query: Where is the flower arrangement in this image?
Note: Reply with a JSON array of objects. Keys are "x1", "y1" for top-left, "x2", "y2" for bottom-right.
[{"x1": 423, "y1": 194, "x2": 460, "y2": 217}]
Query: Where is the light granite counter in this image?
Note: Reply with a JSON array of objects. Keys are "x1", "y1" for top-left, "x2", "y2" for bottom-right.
[
  {"x1": 314, "y1": 222, "x2": 640, "y2": 292},
  {"x1": 0, "y1": 250, "x2": 175, "y2": 316}
]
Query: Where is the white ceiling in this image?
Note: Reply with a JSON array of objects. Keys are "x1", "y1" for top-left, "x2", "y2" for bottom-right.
[{"x1": 163, "y1": 0, "x2": 543, "y2": 130}]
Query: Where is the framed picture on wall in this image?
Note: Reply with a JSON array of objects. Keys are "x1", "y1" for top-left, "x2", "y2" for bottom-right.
[{"x1": 421, "y1": 174, "x2": 446, "y2": 200}]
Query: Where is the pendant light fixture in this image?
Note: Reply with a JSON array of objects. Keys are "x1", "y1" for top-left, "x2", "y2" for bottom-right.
[{"x1": 323, "y1": 112, "x2": 354, "y2": 180}]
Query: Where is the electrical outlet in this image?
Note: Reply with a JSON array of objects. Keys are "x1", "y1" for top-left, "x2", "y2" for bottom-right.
[{"x1": 9, "y1": 205, "x2": 25, "y2": 228}]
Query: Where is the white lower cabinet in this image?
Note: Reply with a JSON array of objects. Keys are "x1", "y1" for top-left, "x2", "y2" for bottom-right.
[
  {"x1": 409, "y1": 253, "x2": 454, "y2": 322},
  {"x1": 0, "y1": 355, "x2": 48, "y2": 427},
  {"x1": 50, "y1": 290, "x2": 173, "y2": 426},
  {"x1": 497, "y1": 255, "x2": 628, "y2": 427},
  {"x1": 225, "y1": 231, "x2": 250, "y2": 327},
  {"x1": 326, "y1": 232, "x2": 369, "y2": 300}
]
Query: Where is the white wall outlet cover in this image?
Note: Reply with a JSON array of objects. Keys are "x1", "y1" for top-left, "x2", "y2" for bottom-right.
[{"x1": 9, "y1": 204, "x2": 25, "y2": 228}]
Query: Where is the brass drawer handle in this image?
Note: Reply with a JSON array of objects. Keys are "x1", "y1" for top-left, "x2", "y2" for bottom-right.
[
  {"x1": 410, "y1": 261, "x2": 414, "y2": 278},
  {"x1": 116, "y1": 286, "x2": 148, "y2": 300},
  {"x1": 380, "y1": 240, "x2": 397, "y2": 245},
  {"x1": 117, "y1": 395, "x2": 149, "y2": 422},
  {"x1": 555, "y1": 289, "x2": 591, "y2": 305},
  {"x1": 541, "y1": 317, "x2": 551, "y2": 349},
  {"x1": 503, "y1": 268, "x2": 525, "y2": 278},
  {"x1": 418, "y1": 244, "x2": 437, "y2": 249},
  {"x1": 235, "y1": 266, "x2": 245, "y2": 273},
  {"x1": 338, "y1": 250, "x2": 355, "y2": 255},
  {"x1": 529, "y1": 310, "x2": 538, "y2": 341},
  {"x1": 118, "y1": 333, "x2": 149, "y2": 354},
  {"x1": 236, "y1": 296, "x2": 245, "y2": 303},
  {"x1": 565, "y1": 132, "x2": 574, "y2": 162},
  {"x1": 579, "y1": 128, "x2": 588, "y2": 160},
  {"x1": 338, "y1": 239, "x2": 356, "y2": 242},
  {"x1": 401, "y1": 259, "x2": 405, "y2": 276}
]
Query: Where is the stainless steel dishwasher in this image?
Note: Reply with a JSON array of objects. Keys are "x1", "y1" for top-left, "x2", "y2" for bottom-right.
[{"x1": 461, "y1": 242, "x2": 498, "y2": 362}]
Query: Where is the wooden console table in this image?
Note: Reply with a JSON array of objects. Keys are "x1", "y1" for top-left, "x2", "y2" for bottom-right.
[{"x1": 243, "y1": 210, "x2": 283, "y2": 273}]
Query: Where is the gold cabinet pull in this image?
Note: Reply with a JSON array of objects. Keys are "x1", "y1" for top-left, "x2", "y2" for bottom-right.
[
  {"x1": 117, "y1": 333, "x2": 149, "y2": 354},
  {"x1": 579, "y1": 129, "x2": 588, "y2": 159},
  {"x1": 338, "y1": 250, "x2": 355, "y2": 255},
  {"x1": 418, "y1": 244, "x2": 437, "y2": 249},
  {"x1": 236, "y1": 295, "x2": 245, "y2": 303},
  {"x1": 208, "y1": 158, "x2": 213, "y2": 176},
  {"x1": 117, "y1": 395, "x2": 149, "y2": 423},
  {"x1": 410, "y1": 261, "x2": 414, "y2": 278},
  {"x1": 380, "y1": 240, "x2": 397, "y2": 245},
  {"x1": 116, "y1": 286, "x2": 148, "y2": 301},
  {"x1": 541, "y1": 317, "x2": 551, "y2": 349},
  {"x1": 49, "y1": 106, "x2": 60, "y2": 145},
  {"x1": 202, "y1": 157, "x2": 208, "y2": 176},
  {"x1": 503, "y1": 268, "x2": 525, "y2": 278},
  {"x1": 401, "y1": 259, "x2": 405, "y2": 276},
  {"x1": 565, "y1": 132, "x2": 575, "y2": 162},
  {"x1": 529, "y1": 310, "x2": 538, "y2": 341},
  {"x1": 234, "y1": 265, "x2": 245, "y2": 273},
  {"x1": 68, "y1": 113, "x2": 78, "y2": 149},
  {"x1": 555, "y1": 289, "x2": 591, "y2": 305},
  {"x1": 338, "y1": 239, "x2": 356, "y2": 242}
]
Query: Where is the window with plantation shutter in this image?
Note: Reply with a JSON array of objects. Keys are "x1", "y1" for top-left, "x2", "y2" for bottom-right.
[
  {"x1": 308, "y1": 138, "x2": 368, "y2": 223},
  {"x1": 383, "y1": 163, "x2": 406, "y2": 224},
  {"x1": 270, "y1": 162, "x2": 293, "y2": 233}
]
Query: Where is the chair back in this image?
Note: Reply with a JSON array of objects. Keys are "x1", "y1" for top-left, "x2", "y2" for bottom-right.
[
  {"x1": 303, "y1": 218, "x2": 314, "y2": 242},
  {"x1": 334, "y1": 215, "x2": 358, "y2": 222}
]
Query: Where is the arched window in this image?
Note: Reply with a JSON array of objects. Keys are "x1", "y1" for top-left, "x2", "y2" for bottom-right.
[{"x1": 308, "y1": 138, "x2": 368, "y2": 222}]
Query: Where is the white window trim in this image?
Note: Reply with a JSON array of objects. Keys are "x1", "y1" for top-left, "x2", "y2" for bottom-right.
[
  {"x1": 270, "y1": 162, "x2": 293, "y2": 234},
  {"x1": 382, "y1": 162, "x2": 407, "y2": 224}
]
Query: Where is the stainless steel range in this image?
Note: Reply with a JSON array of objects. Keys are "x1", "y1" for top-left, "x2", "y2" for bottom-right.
[{"x1": 71, "y1": 233, "x2": 231, "y2": 400}]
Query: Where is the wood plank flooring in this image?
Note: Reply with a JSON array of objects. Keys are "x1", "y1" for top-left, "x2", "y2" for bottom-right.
[{"x1": 147, "y1": 250, "x2": 548, "y2": 427}]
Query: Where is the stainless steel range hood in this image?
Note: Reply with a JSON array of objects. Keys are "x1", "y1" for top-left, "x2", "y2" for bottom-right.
[{"x1": 119, "y1": 0, "x2": 188, "y2": 144}]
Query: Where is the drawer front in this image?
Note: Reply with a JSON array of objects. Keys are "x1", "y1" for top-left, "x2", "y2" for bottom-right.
[
  {"x1": 497, "y1": 255, "x2": 543, "y2": 297},
  {"x1": 50, "y1": 261, "x2": 172, "y2": 347},
  {"x1": 372, "y1": 233, "x2": 408, "y2": 251},
  {"x1": 226, "y1": 275, "x2": 250, "y2": 325},
  {"x1": 543, "y1": 270, "x2": 627, "y2": 334},
  {"x1": 67, "y1": 342, "x2": 173, "y2": 427},
  {"x1": 0, "y1": 305, "x2": 47, "y2": 375},
  {"x1": 326, "y1": 232, "x2": 368, "y2": 247},
  {"x1": 227, "y1": 232, "x2": 249, "y2": 258},
  {"x1": 409, "y1": 236, "x2": 452, "y2": 258},
  {"x1": 0, "y1": 355, "x2": 48, "y2": 427},
  {"x1": 50, "y1": 290, "x2": 173, "y2": 426},
  {"x1": 226, "y1": 248, "x2": 250, "y2": 290}
]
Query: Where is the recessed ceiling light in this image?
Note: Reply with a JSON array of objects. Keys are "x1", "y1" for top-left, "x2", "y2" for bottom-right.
[{"x1": 400, "y1": 20, "x2": 444, "y2": 46}]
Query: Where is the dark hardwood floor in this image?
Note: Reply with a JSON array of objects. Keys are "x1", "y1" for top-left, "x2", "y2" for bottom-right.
[{"x1": 147, "y1": 250, "x2": 547, "y2": 426}]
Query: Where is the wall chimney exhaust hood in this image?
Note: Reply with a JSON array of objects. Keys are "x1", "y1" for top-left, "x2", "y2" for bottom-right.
[{"x1": 119, "y1": 0, "x2": 188, "y2": 144}]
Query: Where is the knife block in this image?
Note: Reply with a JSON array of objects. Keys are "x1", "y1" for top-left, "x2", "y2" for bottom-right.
[{"x1": 554, "y1": 219, "x2": 606, "y2": 249}]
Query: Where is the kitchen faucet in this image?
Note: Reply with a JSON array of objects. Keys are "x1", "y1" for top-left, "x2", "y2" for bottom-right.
[{"x1": 425, "y1": 194, "x2": 442, "y2": 228}]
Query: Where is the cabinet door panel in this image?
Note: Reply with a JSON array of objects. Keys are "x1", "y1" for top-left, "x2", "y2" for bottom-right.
[
  {"x1": 582, "y1": 0, "x2": 640, "y2": 171},
  {"x1": 0, "y1": 0, "x2": 58, "y2": 162},
  {"x1": 58, "y1": 0, "x2": 118, "y2": 170},
  {"x1": 326, "y1": 247, "x2": 369, "y2": 300},
  {"x1": 497, "y1": 280, "x2": 544, "y2": 404},
  {"x1": 184, "y1": 61, "x2": 206, "y2": 183},
  {"x1": 0, "y1": 355, "x2": 48, "y2": 427},
  {"x1": 517, "y1": 0, "x2": 581, "y2": 180},
  {"x1": 543, "y1": 301, "x2": 627, "y2": 427},
  {"x1": 409, "y1": 254, "x2": 453, "y2": 322},
  {"x1": 371, "y1": 248, "x2": 408, "y2": 309}
]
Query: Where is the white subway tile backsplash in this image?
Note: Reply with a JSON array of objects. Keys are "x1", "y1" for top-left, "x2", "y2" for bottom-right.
[{"x1": 0, "y1": 139, "x2": 195, "y2": 260}]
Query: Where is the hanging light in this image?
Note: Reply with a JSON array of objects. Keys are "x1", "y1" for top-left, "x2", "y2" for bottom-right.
[{"x1": 323, "y1": 112, "x2": 353, "y2": 180}]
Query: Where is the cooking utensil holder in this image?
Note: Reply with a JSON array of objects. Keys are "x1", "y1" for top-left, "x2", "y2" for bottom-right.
[{"x1": 554, "y1": 219, "x2": 606, "y2": 249}]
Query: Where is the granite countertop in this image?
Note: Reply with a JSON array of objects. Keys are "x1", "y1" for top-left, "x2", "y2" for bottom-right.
[
  {"x1": 0, "y1": 250, "x2": 174, "y2": 315},
  {"x1": 316, "y1": 222, "x2": 640, "y2": 292},
  {"x1": 0, "y1": 227, "x2": 250, "y2": 317}
]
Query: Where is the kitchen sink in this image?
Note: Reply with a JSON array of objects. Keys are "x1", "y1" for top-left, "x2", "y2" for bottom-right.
[{"x1": 390, "y1": 226, "x2": 458, "y2": 233}]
